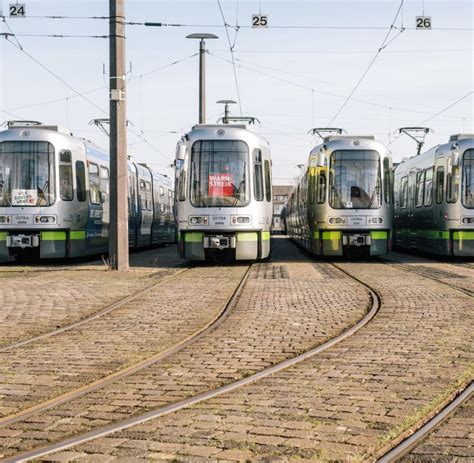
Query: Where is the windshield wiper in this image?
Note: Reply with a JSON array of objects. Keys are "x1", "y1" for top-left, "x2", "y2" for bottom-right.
[{"x1": 36, "y1": 181, "x2": 49, "y2": 206}]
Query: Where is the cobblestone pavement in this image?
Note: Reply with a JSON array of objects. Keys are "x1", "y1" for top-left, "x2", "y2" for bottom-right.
[
  {"x1": 38, "y1": 253, "x2": 473, "y2": 462},
  {"x1": 385, "y1": 251, "x2": 474, "y2": 294},
  {"x1": 400, "y1": 396, "x2": 473, "y2": 462},
  {"x1": 0, "y1": 245, "x2": 183, "y2": 348},
  {"x1": 0, "y1": 237, "x2": 370, "y2": 458},
  {"x1": 0, "y1": 263, "x2": 247, "y2": 419}
]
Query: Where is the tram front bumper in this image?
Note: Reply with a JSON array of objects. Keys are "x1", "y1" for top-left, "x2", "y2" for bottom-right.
[{"x1": 316, "y1": 230, "x2": 389, "y2": 256}]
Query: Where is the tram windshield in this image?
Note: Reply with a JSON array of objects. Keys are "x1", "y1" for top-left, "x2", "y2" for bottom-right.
[
  {"x1": 329, "y1": 150, "x2": 382, "y2": 209},
  {"x1": 0, "y1": 141, "x2": 55, "y2": 207},
  {"x1": 462, "y1": 149, "x2": 474, "y2": 208},
  {"x1": 190, "y1": 140, "x2": 249, "y2": 207}
]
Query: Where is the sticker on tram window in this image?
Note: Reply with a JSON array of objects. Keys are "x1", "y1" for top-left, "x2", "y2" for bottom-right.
[
  {"x1": 208, "y1": 173, "x2": 234, "y2": 196},
  {"x1": 12, "y1": 189, "x2": 37, "y2": 206}
]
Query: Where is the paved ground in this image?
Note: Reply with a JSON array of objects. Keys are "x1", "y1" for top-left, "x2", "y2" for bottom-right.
[
  {"x1": 400, "y1": 396, "x2": 473, "y2": 462},
  {"x1": 0, "y1": 236, "x2": 370, "y2": 459},
  {"x1": 0, "y1": 260, "x2": 247, "y2": 419},
  {"x1": 0, "y1": 245, "x2": 183, "y2": 348},
  {"x1": 34, "y1": 249, "x2": 473, "y2": 461}
]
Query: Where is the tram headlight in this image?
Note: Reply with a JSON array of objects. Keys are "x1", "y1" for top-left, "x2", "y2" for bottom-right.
[
  {"x1": 328, "y1": 216, "x2": 346, "y2": 225},
  {"x1": 231, "y1": 215, "x2": 251, "y2": 225},
  {"x1": 189, "y1": 215, "x2": 208, "y2": 225},
  {"x1": 34, "y1": 215, "x2": 57, "y2": 224},
  {"x1": 0, "y1": 215, "x2": 11, "y2": 224},
  {"x1": 367, "y1": 217, "x2": 383, "y2": 225}
]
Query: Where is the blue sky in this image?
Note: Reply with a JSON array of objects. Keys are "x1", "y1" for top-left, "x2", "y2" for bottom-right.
[{"x1": 1, "y1": 0, "x2": 473, "y2": 183}]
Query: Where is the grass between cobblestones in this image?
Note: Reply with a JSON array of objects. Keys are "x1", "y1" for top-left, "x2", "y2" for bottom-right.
[{"x1": 372, "y1": 365, "x2": 474, "y2": 458}]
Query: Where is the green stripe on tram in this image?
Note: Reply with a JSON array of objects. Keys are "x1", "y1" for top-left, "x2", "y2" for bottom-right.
[
  {"x1": 41, "y1": 231, "x2": 67, "y2": 241},
  {"x1": 453, "y1": 231, "x2": 474, "y2": 240},
  {"x1": 370, "y1": 231, "x2": 388, "y2": 240},
  {"x1": 0, "y1": 232, "x2": 7, "y2": 241},
  {"x1": 322, "y1": 231, "x2": 341, "y2": 240},
  {"x1": 237, "y1": 232, "x2": 258, "y2": 242},
  {"x1": 261, "y1": 231, "x2": 271, "y2": 241},
  {"x1": 184, "y1": 232, "x2": 203, "y2": 243},
  {"x1": 70, "y1": 231, "x2": 86, "y2": 240}
]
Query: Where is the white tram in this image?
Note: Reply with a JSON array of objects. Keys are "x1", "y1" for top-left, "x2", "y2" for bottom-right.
[{"x1": 174, "y1": 118, "x2": 272, "y2": 261}]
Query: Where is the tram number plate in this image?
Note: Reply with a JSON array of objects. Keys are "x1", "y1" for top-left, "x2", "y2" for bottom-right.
[
  {"x1": 416, "y1": 16, "x2": 431, "y2": 29},
  {"x1": 348, "y1": 216, "x2": 364, "y2": 226},
  {"x1": 9, "y1": 3, "x2": 26, "y2": 17},
  {"x1": 13, "y1": 215, "x2": 33, "y2": 225},
  {"x1": 210, "y1": 215, "x2": 228, "y2": 226}
]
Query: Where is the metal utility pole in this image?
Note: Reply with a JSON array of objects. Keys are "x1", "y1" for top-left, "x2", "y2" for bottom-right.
[
  {"x1": 186, "y1": 33, "x2": 218, "y2": 124},
  {"x1": 109, "y1": 0, "x2": 129, "y2": 271}
]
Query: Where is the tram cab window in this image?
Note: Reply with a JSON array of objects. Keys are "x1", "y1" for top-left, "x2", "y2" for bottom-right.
[
  {"x1": 76, "y1": 161, "x2": 86, "y2": 202},
  {"x1": 415, "y1": 171, "x2": 425, "y2": 207},
  {"x1": 128, "y1": 172, "x2": 137, "y2": 215},
  {"x1": 88, "y1": 163, "x2": 100, "y2": 205},
  {"x1": 447, "y1": 159, "x2": 460, "y2": 203},
  {"x1": 317, "y1": 171, "x2": 326, "y2": 204},
  {"x1": 400, "y1": 176, "x2": 408, "y2": 208},
  {"x1": 264, "y1": 160, "x2": 272, "y2": 202},
  {"x1": 308, "y1": 168, "x2": 316, "y2": 204},
  {"x1": 178, "y1": 168, "x2": 186, "y2": 201},
  {"x1": 99, "y1": 166, "x2": 109, "y2": 204},
  {"x1": 462, "y1": 149, "x2": 474, "y2": 208},
  {"x1": 383, "y1": 158, "x2": 391, "y2": 204},
  {"x1": 59, "y1": 150, "x2": 73, "y2": 201},
  {"x1": 424, "y1": 168, "x2": 433, "y2": 206},
  {"x1": 253, "y1": 149, "x2": 264, "y2": 201},
  {"x1": 139, "y1": 180, "x2": 147, "y2": 210},
  {"x1": 435, "y1": 166, "x2": 444, "y2": 204}
]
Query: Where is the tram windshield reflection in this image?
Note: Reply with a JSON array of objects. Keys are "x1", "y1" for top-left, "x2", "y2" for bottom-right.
[{"x1": 329, "y1": 150, "x2": 381, "y2": 209}]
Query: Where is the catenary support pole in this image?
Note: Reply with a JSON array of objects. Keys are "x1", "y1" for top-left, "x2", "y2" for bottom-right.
[{"x1": 109, "y1": 0, "x2": 129, "y2": 271}]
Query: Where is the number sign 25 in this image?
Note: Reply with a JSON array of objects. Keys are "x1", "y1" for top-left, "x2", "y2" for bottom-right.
[
  {"x1": 416, "y1": 16, "x2": 431, "y2": 29},
  {"x1": 252, "y1": 14, "x2": 268, "y2": 28},
  {"x1": 9, "y1": 3, "x2": 26, "y2": 17}
]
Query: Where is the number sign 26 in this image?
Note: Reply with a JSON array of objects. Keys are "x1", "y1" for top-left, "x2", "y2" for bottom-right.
[
  {"x1": 416, "y1": 16, "x2": 431, "y2": 29},
  {"x1": 252, "y1": 14, "x2": 268, "y2": 28},
  {"x1": 9, "y1": 3, "x2": 26, "y2": 17}
]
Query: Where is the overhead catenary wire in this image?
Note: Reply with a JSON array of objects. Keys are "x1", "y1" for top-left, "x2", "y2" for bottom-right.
[
  {"x1": 326, "y1": 0, "x2": 406, "y2": 127},
  {"x1": 208, "y1": 51, "x2": 471, "y2": 122},
  {"x1": 217, "y1": 0, "x2": 243, "y2": 116}
]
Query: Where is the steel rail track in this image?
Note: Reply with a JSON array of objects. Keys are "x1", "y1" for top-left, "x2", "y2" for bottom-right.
[
  {"x1": 0, "y1": 264, "x2": 252, "y2": 429},
  {"x1": 377, "y1": 382, "x2": 473, "y2": 462},
  {"x1": 0, "y1": 267, "x2": 189, "y2": 353},
  {"x1": 4, "y1": 262, "x2": 381, "y2": 462}
]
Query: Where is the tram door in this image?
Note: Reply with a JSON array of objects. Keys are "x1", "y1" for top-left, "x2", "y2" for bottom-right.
[{"x1": 407, "y1": 170, "x2": 416, "y2": 247}]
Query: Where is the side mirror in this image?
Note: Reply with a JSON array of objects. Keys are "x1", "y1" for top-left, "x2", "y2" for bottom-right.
[
  {"x1": 176, "y1": 143, "x2": 186, "y2": 160},
  {"x1": 451, "y1": 143, "x2": 460, "y2": 167},
  {"x1": 317, "y1": 152, "x2": 325, "y2": 167}
]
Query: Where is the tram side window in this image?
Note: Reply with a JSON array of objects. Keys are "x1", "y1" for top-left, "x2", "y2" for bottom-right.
[
  {"x1": 264, "y1": 160, "x2": 272, "y2": 202},
  {"x1": 99, "y1": 166, "x2": 109, "y2": 203},
  {"x1": 415, "y1": 171, "x2": 425, "y2": 207},
  {"x1": 88, "y1": 163, "x2": 100, "y2": 205},
  {"x1": 317, "y1": 171, "x2": 326, "y2": 204},
  {"x1": 447, "y1": 165, "x2": 460, "y2": 203},
  {"x1": 76, "y1": 161, "x2": 86, "y2": 202},
  {"x1": 59, "y1": 150, "x2": 73, "y2": 201},
  {"x1": 159, "y1": 186, "x2": 166, "y2": 213},
  {"x1": 400, "y1": 176, "x2": 408, "y2": 208},
  {"x1": 168, "y1": 190, "x2": 173, "y2": 212},
  {"x1": 435, "y1": 166, "x2": 444, "y2": 204},
  {"x1": 462, "y1": 149, "x2": 474, "y2": 208},
  {"x1": 308, "y1": 168, "x2": 316, "y2": 204},
  {"x1": 128, "y1": 173, "x2": 137, "y2": 215},
  {"x1": 424, "y1": 168, "x2": 433, "y2": 206},
  {"x1": 178, "y1": 168, "x2": 186, "y2": 201},
  {"x1": 253, "y1": 149, "x2": 264, "y2": 201},
  {"x1": 139, "y1": 180, "x2": 147, "y2": 210},
  {"x1": 383, "y1": 158, "x2": 391, "y2": 204}
]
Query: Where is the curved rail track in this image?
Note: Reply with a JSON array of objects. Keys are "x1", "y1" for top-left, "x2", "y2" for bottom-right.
[
  {"x1": 0, "y1": 266, "x2": 189, "y2": 353},
  {"x1": 0, "y1": 264, "x2": 252, "y2": 428},
  {"x1": 2, "y1": 262, "x2": 382, "y2": 462},
  {"x1": 377, "y1": 382, "x2": 473, "y2": 462}
]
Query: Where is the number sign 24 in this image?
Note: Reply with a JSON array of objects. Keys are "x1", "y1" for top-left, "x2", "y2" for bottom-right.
[
  {"x1": 9, "y1": 3, "x2": 26, "y2": 17},
  {"x1": 416, "y1": 16, "x2": 432, "y2": 29},
  {"x1": 252, "y1": 14, "x2": 268, "y2": 28}
]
